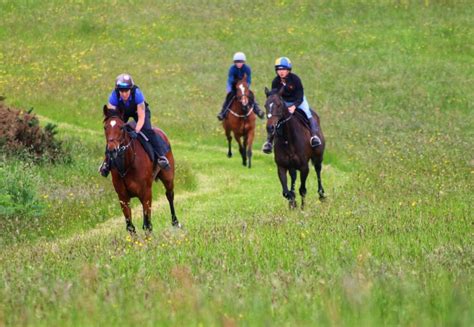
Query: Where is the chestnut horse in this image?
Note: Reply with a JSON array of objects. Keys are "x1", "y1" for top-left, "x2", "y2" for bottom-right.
[
  {"x1": 264, "y1": 87, "x2": 326, "y2": 209},
  {"x1": 222, "y1": 75, "x2": 257, "y2": 168},
  {"x1": 102, "y1": 106, "x2": 180, "y2": 234}
]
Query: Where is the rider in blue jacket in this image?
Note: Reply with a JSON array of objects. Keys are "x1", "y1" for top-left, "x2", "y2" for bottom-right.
[
  {"x1": 262, "y1": 57, "x2": 322, "y2": 154},
  {"x1": 217, "y1": 52, "x2": 264, "y2": 121},
  {"x1": 99, "y1": 74, "x2": 170, "y2": 177}
]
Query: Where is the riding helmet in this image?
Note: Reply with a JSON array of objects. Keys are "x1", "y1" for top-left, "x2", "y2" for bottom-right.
[
  {"x1": 115, "y1": 73, "x2": 135, "y2": 90},
  {"x1": 233, "y1": 52, "x2": 246, "y2": 62},
  {"x1": 275, "y1": 57, "x2": 292, "y2": 70}
]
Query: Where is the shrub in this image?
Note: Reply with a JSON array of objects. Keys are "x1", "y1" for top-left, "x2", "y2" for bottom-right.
[{"x1": 0, "y1": 100, "x2": 70, "y2": 163}]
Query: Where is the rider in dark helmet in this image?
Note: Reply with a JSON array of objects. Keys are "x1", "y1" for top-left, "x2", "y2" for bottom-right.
[
  {"x1": 262, "y1": 57, "x2": 322, "y2": 154},
  {"x1": 99, "y1": 73, "x2": 170, "y2": 177},
  {"x1": 217, "y1": 52, "x2": 265, "y2": 121}
]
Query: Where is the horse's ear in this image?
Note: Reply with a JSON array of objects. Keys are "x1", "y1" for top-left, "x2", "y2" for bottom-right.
[
  {"x1": 103, "y1": 105, "x2": 108, "y2": 117},
  {"x1": 264, "y1": 87, "x2": 270, "y2": 97},
  {"x1": 278, "y1": 85, "x2": 285, "y2": 96}
]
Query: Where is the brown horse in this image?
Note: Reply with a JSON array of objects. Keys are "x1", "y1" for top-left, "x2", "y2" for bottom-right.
[
  {"x1": 102, "y1": 106, "x2": 180, "y2": 234},
  {"x1": 222, "y1": 75, "x2": 257, "y2": 168},
  {"x1": 264, "y1": 87, "x2": 326, "y2": 209}
]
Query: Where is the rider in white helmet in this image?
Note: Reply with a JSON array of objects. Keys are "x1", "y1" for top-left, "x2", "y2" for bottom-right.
[{"x1": 217, "y1": 52, "x2": 264, "y2": 121}]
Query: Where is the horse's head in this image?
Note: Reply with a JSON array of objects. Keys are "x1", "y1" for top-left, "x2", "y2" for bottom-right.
[
  {"x1": 102, "y1": 105, "x2": 127, "y2": 151},
  {"x1": 264, "y1": 86, "x2": 288, "y2": 134},
  {"x1": 235, "y1": 75, "x2": 250, "y2": 107}
]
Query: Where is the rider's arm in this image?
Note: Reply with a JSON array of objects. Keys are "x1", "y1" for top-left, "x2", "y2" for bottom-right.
[
  {"x1": 107, "y1": 90, "x2": 118, "y2": 109},
  {"x1": 135, "y1": 102, "x2": 145, "y2": 133},
  {"x1": 246, "y1": 65, "x2": 252, "y2": 87},
  {"x1": 293, "y1": 75, "x2": 304, "y2": 108},
  {"x1": 226, "y1": 66, "x2": 235, "y2": 93}
]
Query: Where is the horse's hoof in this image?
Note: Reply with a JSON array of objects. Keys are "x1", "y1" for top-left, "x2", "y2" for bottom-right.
[
  {"x1": 143, "y1": 224, "x2": 153, "y2": 232},
  {"x1": 289, "y1": 200, "x2": 297, "y2": 210},
  {"x1": 227, "y1": 153, "x2": 232, "y2": 158},
  {"x1": 127, "y1": 225, "x2": 136, "y2": 235},
  {"x1": 172, "y1": 220, "x2": 182, "y2": 229},
  {"x1": 319, "y1": 192, "x2": 326, "y2": 200}
]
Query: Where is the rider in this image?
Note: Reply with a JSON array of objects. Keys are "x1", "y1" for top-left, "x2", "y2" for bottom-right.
[
  {"x1": 262, "y1": 57, "x2": 322, "y2": 154},
  {"x1": 99, "y1": 73, "x2": 170, "y2": 177},
  {"x1": 217, "y1": 52, "x2": 265, "y2": 121}
]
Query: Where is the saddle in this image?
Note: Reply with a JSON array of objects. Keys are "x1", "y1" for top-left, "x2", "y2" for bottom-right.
[
  {"x1": 124, "y1": 122, "x2": 170, "y2": 163},
  {"x1": 293, "y1": 108, "x2": 318, "y2": 131}
]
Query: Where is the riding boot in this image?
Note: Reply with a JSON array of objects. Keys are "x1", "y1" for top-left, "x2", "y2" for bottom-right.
[
  {"x1": 145, "y1": 131, "x2": 170, "y2": 169},
  {"x1": 262, "y1": 127, "x2": 274, "y2": 154},
  {"x1": 248, "y1": 92, "x2": 264, "y2": 119},
  {"x1": 217, "y1": 92, "x2": 234, "y2": 121},
  {"x1": 98, "y1": 147, "x2": 111, "y2": 177},
  {"x1": 253, "y1": 101, "x2": 265, "y2": 119},
  {"x1": 309, "y1": 118, "x2": 322, "y2": 148}
]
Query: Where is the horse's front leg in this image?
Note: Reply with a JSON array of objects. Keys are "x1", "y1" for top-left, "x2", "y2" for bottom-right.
[
  {"x1": 278, "y1": 166, "x2": 295, "y2": 208},
  {"x1": 299, "y1": 165, "x2": 309, "y2": 209},
  {"x1": 119, "y1": 196, "x2": 135, "y2": 235},
  {"x1": 140, "y1": 188, "x2": 153, "y2": 232},
  {"x1": 225, "y1": 127, "x2": 232, "y2": 158},
  {"x1": 235, "y1": 135, "x2": 246, "y2": 166},
  {"x1": 246, "y1": 128, "x2": 255, "y2": 169},
  {"x1": 289, "y1": 168, "x2": 297, "y2": 209}
]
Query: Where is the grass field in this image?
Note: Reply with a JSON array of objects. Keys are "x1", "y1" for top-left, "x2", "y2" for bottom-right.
[{"x1": 0, "y1": 1, "x2": 473, "y2": 326}]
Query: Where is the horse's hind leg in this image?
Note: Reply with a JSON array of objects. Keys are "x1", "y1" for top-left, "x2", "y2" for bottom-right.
[
  {"x1": 225, "y1": 128, "x2": 232, "y2": 158},
  {"x1": 314, "y1": 157, "x2": 326, "y2": 199},
  {"x1": 161, "y1": 177, "x2": 180, "y2": 228},
  {"x1": 299, "y1": 165, "x2": 309, "y2": 210},
  {"x1": 119, "y1": 196, "x2": 135, "y2": 235},
  {"x1": 140, "y1": 189, "x2": 153, "y2": 232}
]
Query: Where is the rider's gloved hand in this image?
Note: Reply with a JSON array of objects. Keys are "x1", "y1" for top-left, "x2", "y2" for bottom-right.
[{"x1": 130, "y1": 130, "x2": 138, "y2": 139}]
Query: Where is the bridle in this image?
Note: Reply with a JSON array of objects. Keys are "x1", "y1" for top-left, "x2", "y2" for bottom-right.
[
  {"x1": 265, "y1": 94, "x2": 293, "y2": 136},
  {"x1": 104, "y1": 117, "x2": 136, "y2": 178},
  {"x1": 228, "y1": 82, "x2": 254, "y2": 118}
]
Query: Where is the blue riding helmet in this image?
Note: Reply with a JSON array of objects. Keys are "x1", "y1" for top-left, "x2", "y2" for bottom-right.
[
  {"x1": 275, "y1": 57, "x2": 292, "y2": 70},
  {"x1": 115, "y1": 73, "x2": 135, "y2": 90}
]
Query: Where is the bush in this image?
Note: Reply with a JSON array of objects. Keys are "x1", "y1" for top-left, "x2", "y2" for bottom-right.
[{"x1": 0, "y1": 100, "x2": 70, "y2": 163}]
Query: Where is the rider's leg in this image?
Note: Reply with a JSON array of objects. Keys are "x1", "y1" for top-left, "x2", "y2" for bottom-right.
[
  {"x1": 217, "y1": 92, "x2": 234, "y2": 121},
  {"x1": 299, "y1": 97, "x2": 321, "y2": 148},
  {"x1": 249, "y1": 91, "x2": 264, "y2": 119},
  {"x1": 141, "y1": 128, "x2": 170, "y2": 169},
  {"x1": 98, "y1": 146, "x2": 111, "y2": 177},
  {"x1": 262, "y1": 125, "x2": 275, "y2": 154}
]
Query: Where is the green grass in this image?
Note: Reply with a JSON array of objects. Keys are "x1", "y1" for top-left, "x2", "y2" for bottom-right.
[{"x1": 0, "y1": 0, "x2": 473, "y2": 326}]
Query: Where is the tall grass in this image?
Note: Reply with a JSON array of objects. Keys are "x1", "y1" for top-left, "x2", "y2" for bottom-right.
[{"x1": 0, "y1": 0, "x2": 472, "y2": 325}]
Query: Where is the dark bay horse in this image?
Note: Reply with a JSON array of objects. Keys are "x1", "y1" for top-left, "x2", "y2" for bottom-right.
[
  {"x1": 222, "y1": 75, "x2": 257, "y2": 168},
  {"x1": 102, "y1": 106, "x2": 180, "y2": 234},
  {"x1": 264, "y1": 87, "x2": 326, "y2": 209}
]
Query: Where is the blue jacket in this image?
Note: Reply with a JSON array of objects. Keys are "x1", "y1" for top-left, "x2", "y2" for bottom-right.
[{"x1": 227, "y1": 64, "x2": 252, "y2": 93}]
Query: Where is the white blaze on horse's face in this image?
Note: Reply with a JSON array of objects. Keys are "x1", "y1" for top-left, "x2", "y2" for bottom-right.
[
  {"x1": 239, "y1": 83, "x2": 245, "y2": 94},
  {"x1": 110, "y1": 120, "x2": 117, "y2": 127},
  {"x1": 267, "y1": 102, "x2": 274, "y2": 118}
]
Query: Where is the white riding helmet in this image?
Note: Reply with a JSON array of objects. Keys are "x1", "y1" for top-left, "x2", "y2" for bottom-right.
[{"x1": 233, "y1": 52, "x2": 246, "y2": 62}]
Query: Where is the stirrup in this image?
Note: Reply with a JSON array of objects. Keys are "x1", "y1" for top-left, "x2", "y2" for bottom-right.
[{"x1": 310, "y1": 136, "x2": 321, "y2": 148}]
